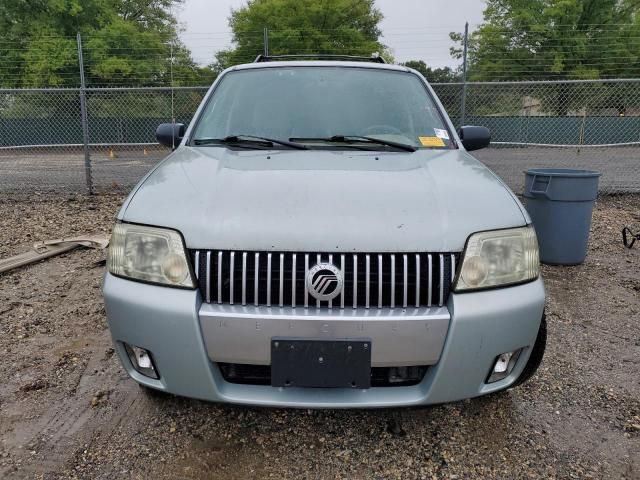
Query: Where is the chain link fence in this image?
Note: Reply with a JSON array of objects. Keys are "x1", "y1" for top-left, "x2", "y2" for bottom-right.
[
  {"x1": 1, "y1": 79, "x2": 640, "y2": 194},
  {"x1": 436, "y1": 79, "x2": 640, "y2": 194},
  {"x1": 0, "y1": 86, "x2": 208, "y2": 193}
]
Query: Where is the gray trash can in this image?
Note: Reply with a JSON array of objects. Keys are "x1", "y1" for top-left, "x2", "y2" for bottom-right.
[{"x1": 523, "y1": 168, "x2": 600, "y2": 265}]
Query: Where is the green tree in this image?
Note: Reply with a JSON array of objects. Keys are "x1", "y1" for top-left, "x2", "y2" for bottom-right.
[
  {"x1": 450, "y1": 0, "x2": 640, "y2": 81},
  {"x1": 401, "y1": 61, "x2": 461, "y2": 83},
  {"x1": 214, "y1": 0, "x2": 390, "y2": 69},
  {"x1": 0, "y1": 0, "x2": 214, "y2": 88}
]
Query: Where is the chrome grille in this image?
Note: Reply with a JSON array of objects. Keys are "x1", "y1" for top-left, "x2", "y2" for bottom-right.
[{"x1": 190, "y1": 250, "x2": 459, "y2": 309}]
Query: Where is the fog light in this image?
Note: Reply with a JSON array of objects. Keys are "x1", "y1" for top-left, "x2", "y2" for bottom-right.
[
  {"x1": 124, "y1": 343, "x2": 159, "y2": 379},
  {"x1": 487, "y1": 348, "x2": 522, "y2": 383}
]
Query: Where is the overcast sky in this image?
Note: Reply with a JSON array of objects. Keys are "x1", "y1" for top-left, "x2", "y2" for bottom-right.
[{"x1": 176, "y1": 0, "x2": 486, "y2": 67}]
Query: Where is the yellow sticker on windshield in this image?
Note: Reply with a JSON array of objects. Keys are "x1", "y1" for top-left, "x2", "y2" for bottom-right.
[{"x1": 419, "y1": 136, "x2": 445, "y2": 147}]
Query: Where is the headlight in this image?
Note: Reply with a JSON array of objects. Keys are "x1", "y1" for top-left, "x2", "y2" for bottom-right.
[
  {"x1": 455, "y1": 226, "x2": 539, "y2": 292},
  {"x1": 107, "y1": 223, "x2": 195, "y2": 288}
]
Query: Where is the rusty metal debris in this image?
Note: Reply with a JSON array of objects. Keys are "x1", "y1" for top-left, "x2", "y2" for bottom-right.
[{"x1": 0, "y1": 234, "x2": 109, "y2": 274}]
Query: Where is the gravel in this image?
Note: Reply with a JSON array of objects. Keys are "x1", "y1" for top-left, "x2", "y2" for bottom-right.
[{"x1": 0, "y1": 192, "x2": 638, "y2": 479}]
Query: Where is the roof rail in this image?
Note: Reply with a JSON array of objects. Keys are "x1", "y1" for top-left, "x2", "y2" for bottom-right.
[{"x1": 253, "y1": 54, "x2": 385, "y2": 64}]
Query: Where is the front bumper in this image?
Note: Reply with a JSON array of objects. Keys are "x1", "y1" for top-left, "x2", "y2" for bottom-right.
[
  {"x1": 200, "y1": 304, "x2": 450, "y2": 367},
  {"x1": 103, "y1": 273, "x2": 545, "y2": 408}
]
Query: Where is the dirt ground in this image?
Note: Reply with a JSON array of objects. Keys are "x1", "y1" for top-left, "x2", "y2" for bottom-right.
[{"x1": 0, "y1": 192, "x2": 638, "y2": 479}]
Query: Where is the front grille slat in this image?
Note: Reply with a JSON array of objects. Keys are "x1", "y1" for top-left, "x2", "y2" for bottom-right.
[
  {"x1": 254, "y1": 253, "x2": 260, "y2": 306},
  {"x1": 229, "y1": 252, "x2": 235, "y2": 305},
  {"x1": 439, "y1": 253, "x2": 445, "y2": 306},
  {"x1": 402, "y1": 254, "x2": 408, "y2": 308},
  {"x1": 195, "y1": 251, "x2": 200, "y2": 279},
  {"x1": 279, "y1": 253, "x2": 284, "y2": 307},
  {"x1": 340, "y1": 254, "x2": 345, "y2": 309},
  {"x1": 291, "y1": 254, "x2": 297, "y2": 307},
  {"x1": 241, "y1": 252, "x2": 247, "y2": 305},
  {"x1": 352, "y1": 254, "x2": 358, "y2": 310},
  {"x1": 415, "y1": 254, "x2": 420, "y2": 307},
  {"x1": 217, "y1": 251, "x2": 222, "y2": 304},
  {"x1": 266, "y1": 253, "x2": 272, "y2": 307},
  {"x1": 304, "y1": 254, "x2": 309, "y2": 308},
  {"x1": 390, "y1": 254, "x2": 396, "y2": 308},
  {"x1": 451, "y1": 253, "x2": 456, "y2": 283},
  {"x1": 365, "y1": 254, "x2": 370, "y2": 309},
  {"x1": 328, "y1": 254, "x2": 334, "y2": 309},
  {"x1": 427, "y1": 254, "x2": 433, "y2": 307},
  {"x1": 206, "y1": 251, "x2": 211, "y2": 303},
  {"x1": 377, "y1": 254, "x2": 383, "y2": 309},
  {"x1": 192, "y1": 249, "x2": 458, "y2": 309},
  {"x1": 316, "y1": 254, "x2": 321, "y2": 309}
]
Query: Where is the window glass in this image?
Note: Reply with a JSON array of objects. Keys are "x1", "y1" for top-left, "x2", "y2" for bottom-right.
[{"x1": 192, "y1": 67, "x2": 452, "y2": 149}]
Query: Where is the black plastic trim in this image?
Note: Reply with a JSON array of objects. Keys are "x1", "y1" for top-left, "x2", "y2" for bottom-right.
[{"x1": 254, "y1": 54, "x2": 386, "y2": 63}]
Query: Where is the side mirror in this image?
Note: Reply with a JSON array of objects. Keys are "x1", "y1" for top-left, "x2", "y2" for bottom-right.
[
  {"x1": 156, "y1": 123, "x2": 185, "y2": 149},
  {"x1": 458, "y1": 126, "x2": 491, "y2": 151}
]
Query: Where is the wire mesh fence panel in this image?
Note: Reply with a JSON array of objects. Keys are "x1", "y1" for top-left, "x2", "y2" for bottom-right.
[
  {"x1": 0, "y1": 87, "x2": 210, "y2": 193},
  {"x1": 430, "y1": 83, "x2": 464, "y2": 123},
  {"x1": 0, "y1": 89, "x2": 88, "y2": 191},
  {"x1": 432, "y1": 79, "x2": 640, "y2": 194},
  {"x1": 84, "y1": 87, "x2": 208, "y2": 191},
  {"x1": 472, "y1": 146, "x2": 640, "y2": 194},
  {"x1": 0, "y1": 89, "x2": 84, "y2": 146},
  {"x1": 1, "y1": 81, "x2": 639, "y2": 194}
]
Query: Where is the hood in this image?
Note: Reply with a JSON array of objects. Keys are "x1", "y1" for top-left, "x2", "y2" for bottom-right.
[{"x1": 120, "y1": 147, "x2": 527, "y2": 252}]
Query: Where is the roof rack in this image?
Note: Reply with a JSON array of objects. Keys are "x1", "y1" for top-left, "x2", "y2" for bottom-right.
[{"x1": 253, "y1": 54, "x2": 386, "y2": 64}]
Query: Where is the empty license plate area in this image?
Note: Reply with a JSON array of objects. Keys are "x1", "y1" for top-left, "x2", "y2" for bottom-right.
[{"x1": 271, "y1": 338, "x2": 372, "y2": 389}]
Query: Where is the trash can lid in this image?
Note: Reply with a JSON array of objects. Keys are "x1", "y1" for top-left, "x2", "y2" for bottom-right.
[
  {"x1": 524, "y1": 168, "x2": 601, "y2": 201},
  {"x1": 525, "y1": 168, "x2": 601, "y2": 178}
]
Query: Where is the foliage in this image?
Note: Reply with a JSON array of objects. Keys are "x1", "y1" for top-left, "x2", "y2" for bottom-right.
[
  {"x1": 0, "y1": 0, "x2": 215, "y2": 87},
  {"x1": 214, "y1": 0, "x2": 390, "y2": 69},
  {"x1": 401, "y1": 61, "x2": 461, "y2": 83},
  {"x1": 450, "y1": 0, "x2": 640, "y2": 81}
]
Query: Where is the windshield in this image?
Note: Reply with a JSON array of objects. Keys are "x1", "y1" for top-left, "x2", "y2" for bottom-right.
[{"x1": 191, "y1": 66, "x2": 453, "y2": 150}]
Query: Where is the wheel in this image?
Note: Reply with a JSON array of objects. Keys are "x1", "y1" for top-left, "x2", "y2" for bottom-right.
[{"x1": 510, "y1": 312, "x2": 547, "y2": 389}]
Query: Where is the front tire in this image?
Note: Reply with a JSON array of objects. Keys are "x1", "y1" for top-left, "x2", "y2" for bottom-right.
[{"x1": 511, "y1": 312, "x2": 547, "y2": 389}]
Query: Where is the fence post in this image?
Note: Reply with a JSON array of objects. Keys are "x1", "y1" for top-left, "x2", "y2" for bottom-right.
[
  {"x1": 170, "y1": 40, "x2": 176, "y2": 149},
  {"x1": 76, "y1": 32, "x2": 93, "y2": 195},
  {"x1": 460, "y1": 22, "x2": 469, "y2": 128},
  {"x1": 263, "y1": 27, "x2": 269, "y2": 56},
  {"x1": 578, "y1": 108, "x2": 587, "y2": 154}
]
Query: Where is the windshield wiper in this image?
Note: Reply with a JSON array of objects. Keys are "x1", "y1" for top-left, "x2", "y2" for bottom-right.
[
  {"x1": 290, "y1": 135, "x2": 417, "y2": 152},
  {"x1": 194, "y1": 135, "x2": 307, "y2": 150}
]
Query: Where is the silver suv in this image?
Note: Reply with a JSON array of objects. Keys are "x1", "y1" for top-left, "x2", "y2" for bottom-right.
[{"x1": 104, "y1": 57, "x2": 546, "y2": 407}]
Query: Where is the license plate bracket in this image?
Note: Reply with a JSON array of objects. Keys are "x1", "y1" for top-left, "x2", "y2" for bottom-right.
[{"x1": 271, "y1": 338, "x2": 371, "y2": 389}]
